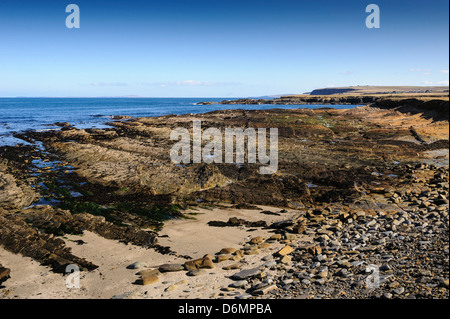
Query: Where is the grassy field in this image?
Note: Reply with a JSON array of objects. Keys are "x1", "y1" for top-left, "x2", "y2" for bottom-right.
[{"x1": 298, "y1": 85, "x2": 449, "y2": 99}]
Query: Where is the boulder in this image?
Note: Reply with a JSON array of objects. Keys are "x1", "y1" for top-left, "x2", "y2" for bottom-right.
[
  {"x1": 219, "y1": 248, "x2": 237, "y2": 255},
  {"x1": 0, "y1": 266, "x2": 10, "y2": 284},
  {"x1": 250, "y1": 236, "x2": 264, "y2": 244},
  {"x1": 135, "y1": 275, "x2": 158, "y2": 285},
  {"x1": 183, "y1": 257, "x2": 214, "y2": 271}
]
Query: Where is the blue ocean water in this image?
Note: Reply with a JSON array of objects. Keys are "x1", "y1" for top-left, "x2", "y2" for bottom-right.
[{"x1": 0, "y1": 98, "x2": 359, "y2": 146}]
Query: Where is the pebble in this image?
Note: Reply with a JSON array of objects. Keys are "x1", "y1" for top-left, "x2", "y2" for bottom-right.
[
  {"x1": 126, "y1": 261, "x2": 147, "y2": 270},
  {"x1": 111, "y1": 291, "x2": 138, "y2": 299},
  {"x1": 222, "y1": 264, "x2": 241, "y2": 270},
  {"x1": 280, "y1": 255, "x2": 292, "y2": 264},
  {"x1": 252, "y1": 284, "x2": 277, "y2": 296},
  {"x1": 165, "y1": 285, "x2": 178, "y2": 292},
  {"x1": 137, "y1": 269, "x2": 160, "y2": 277},
  {"x1": 229, "y1": 280, "x2": 248, "y2": 288},
  {"x1": 220, "y1": 248, "x2": 237, "y2": 254},
  {"x1": 250, "y1": 236, "x2": 264, "y2": 244},
  {"x1": 261, "y1": 261, "x2": 277, "y2": 268},
  {"x1": 282, "y1": 279, "x2": 294, "y2": 285},
  {"x1": 276, "y1": 245, "x2": 294, "y2": 256},
  {"x1": 186, "y1": 270, "x2": 205, "y2": 276},
  {"x1": 392, "y1": 287, "x2": 405, "y2": 295},
  {"x1": 382, "y1": 292, "x2": 393, "y2": 299},
  {"x1": 315, "y1": 278, "x2": 326, "y2": 285},
  {"x1": 159, "y1": 264, "x2": 185, "y2": 273},
  {"x1": 137, "y1": 275, "x2": 159, "y2": 285}
]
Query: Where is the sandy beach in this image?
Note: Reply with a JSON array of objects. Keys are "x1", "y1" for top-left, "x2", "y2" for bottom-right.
[{"x1": 1, "y1": 206, "x2": 308, "y2": 299}]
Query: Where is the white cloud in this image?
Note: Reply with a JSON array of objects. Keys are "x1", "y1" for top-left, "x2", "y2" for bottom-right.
[
  {"x1": 89, "y1": 82, "x2": 128, "y2": 87},
  {"x1": 421, "y1": 81, "x2": 434, "y2": 85},
  {"x1": 409, "y1": 68, "x2": 432, "y2": 75},
  {"x1": 140, "y1": 80, "x2": 238, "y2": 87},
  {"x1": 437, "y1": 80, "x2": 449, "y2": 86}
]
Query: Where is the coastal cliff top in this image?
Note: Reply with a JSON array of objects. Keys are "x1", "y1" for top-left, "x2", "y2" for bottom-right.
[{"x1": 300, "y1": 85, "x2": 449, "y2": 98}]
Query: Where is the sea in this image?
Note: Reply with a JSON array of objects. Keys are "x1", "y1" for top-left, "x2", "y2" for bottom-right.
[{"x1": 0, "y1": 98, "x2": 359, "y2": 146}]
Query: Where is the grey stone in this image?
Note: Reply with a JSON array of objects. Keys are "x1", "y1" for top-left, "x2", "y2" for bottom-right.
[
  {"x1": 302, "y1": 279, "x2": 311, "y2": 285},
  {"x1": 252, "y1": 284, "x2": 277, "y2": 296},
  {"x1": 229, "y1": 280, "x2": 248, "y2": 288},
  {"x1": 261, "y1": 261, "x2": 277, "y2": 268},
  {"x1": 231, "y1": 268, "x2": 261, "y2": 280},
  {"x1": 382, "y1": 292, "x2": 393, "y2": 299},
  {"x1": 282, "y1": 279, "x2": 294, "y2": 285},
  {"x1": 186, "y1": 269, "x2": 205, "y2": 276},
  {"x1": 111, "y1": 291, "x2": 138, "y2": 299},
  {"x1": 126, "y1": 261, "x2": 147, "y2": 270},
  {"x1": 315, "y1": 278, "x2": 326, "y2": 285}
]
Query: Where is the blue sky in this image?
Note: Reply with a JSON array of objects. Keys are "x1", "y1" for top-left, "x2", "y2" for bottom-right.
[{"x1": 0, "y1": 0, "x2": 448, "y2": 97}]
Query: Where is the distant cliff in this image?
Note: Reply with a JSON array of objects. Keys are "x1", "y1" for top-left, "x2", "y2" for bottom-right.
[
  {"x1": 310, "y1": 85, "x2": 448, "y2": 95},
  {"x1": 309, "y1": 88, "x2": 356, "y2": 95}
]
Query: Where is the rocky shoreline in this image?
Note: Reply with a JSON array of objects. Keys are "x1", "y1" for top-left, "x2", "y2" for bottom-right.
[
  {"x1": 0, "y1": 101, "x2": 448, "y2": 299},
  {"x1": 198, "y1": 95, "x2": 449, "y2": 121}
]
